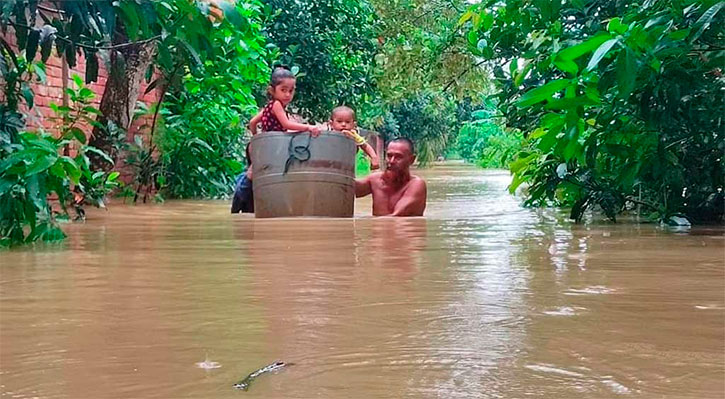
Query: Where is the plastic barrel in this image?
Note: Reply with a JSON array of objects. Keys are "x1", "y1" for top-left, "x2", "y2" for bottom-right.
[{"x1": 250, "y1": 131, "x2": 356, "y2": 218}]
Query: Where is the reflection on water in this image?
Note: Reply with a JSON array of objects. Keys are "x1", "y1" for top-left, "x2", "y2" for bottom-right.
[{"x1": 1, "y1": 164, "x2": 723, "y2": 398}]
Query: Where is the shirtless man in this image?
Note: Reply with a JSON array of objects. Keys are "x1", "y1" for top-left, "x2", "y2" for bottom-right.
[{"x1": 355, "y1": 138, "x2": 427, "y2": 216}]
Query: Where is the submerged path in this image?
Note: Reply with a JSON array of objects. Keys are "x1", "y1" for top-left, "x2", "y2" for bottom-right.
[{"x1": 1, "y1": 163, "x2": 723, "y2": 398}]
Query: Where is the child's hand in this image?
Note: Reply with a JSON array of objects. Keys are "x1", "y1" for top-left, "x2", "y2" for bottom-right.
[
  {"x1": 309, "y1": 125, "x2": 322, "y2": 137},
  {"x1": 371, "y1": 158, "x2": 380, "y2": 170}
]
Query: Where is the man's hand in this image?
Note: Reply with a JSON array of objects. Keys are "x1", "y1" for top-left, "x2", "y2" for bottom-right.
[{"x1": 391, "y1": 178, "x2": 427, "y2": 216}]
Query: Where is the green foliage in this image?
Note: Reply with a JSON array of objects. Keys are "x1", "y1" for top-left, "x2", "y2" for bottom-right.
[
  {"x1": 0, "y1": 67, "x2": 119, "y2": 247},
  {"x1": 381, "y1": 91, "x2": 460, "y2": 165},
  {"x1": 2, "y1": 0, "x2": 269, "y2": 206},
  {"x1": 1, "y1": 0, "x2": 258, "y2": 82},
  {"x1": 154, "y1": 6, "x2": 269, "y2": 199},
  {"x1": 372, "y1": 0, "x2": 492, "y2": 101},
  {"x1": 455, "y1": 102, "x2": 521, "y2": 168},
  {"x1": 124, "y1": 133, "x2": 165, "y2": 203},
  {"x1": 478, "y1": 129, "x2": 523, "y2": 169},
  {"x1": 455, "y1": 104, "x2": 499, "y2": 162},
  {"x1": 2, "y1": 131, "x2": 75, "y2": 246},
  {"x1": 157, "y1": 91, "x2": 246, "y2": 199},
  {"x1": 263, "y1": 0, "x2": 381, "y2": 121},
  {"x1": 360, "y1": 0, "x2": 493, "y2": 166},
  {"x1": 355, "y1": 150, "x2": 372, "y2": 177},
  {"x1": 461, "y1": 0, "x2": 725, "y2": 223}
]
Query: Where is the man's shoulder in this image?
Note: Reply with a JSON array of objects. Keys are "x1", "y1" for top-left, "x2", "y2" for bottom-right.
[{"x1": 409, "y1": 174, "x2": 426, "y2": 186}]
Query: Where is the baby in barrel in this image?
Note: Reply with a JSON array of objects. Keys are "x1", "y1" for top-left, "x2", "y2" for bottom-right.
[{"x1": 328, "y1": 106, "x2": 380, "y2": 170}]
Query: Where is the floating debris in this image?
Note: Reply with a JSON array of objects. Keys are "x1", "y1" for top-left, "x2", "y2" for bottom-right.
[{"x1": 233, "y1": 361, "x2": 291, "y2": 391}]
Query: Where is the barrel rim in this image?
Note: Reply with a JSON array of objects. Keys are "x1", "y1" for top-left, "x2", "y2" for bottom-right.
[{"x1": 250, "y1": 130, "x2": 357, "y2": 143}]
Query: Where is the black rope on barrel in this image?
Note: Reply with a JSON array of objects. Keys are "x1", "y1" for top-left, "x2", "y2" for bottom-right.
[{"x1": 284, "y1": 132, "x2": 312, "y2": 174}]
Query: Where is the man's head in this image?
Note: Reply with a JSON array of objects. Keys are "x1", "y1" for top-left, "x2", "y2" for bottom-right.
[
  {"x1": 329, "y1": 106, "x2": 357, "y2": 131},
  {"x1": 385, "y1": 138, "x2": 416, "y2": 175}
]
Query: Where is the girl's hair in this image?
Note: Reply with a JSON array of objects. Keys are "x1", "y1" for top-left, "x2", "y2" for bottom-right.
[
  {"x1": 270, "y1": 64, "x2": 295, "y2": 88},
  {"x1": 245, "y1": 142, "x2": 252, "y2": 166}
]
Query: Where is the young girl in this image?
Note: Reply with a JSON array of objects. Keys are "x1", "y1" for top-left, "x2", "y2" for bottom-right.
[{"x1": 249, "y1": 66, "x2": 322, "y2": 136}]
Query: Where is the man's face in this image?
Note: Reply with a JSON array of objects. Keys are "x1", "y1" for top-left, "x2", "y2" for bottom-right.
[
  {"x1": 385, "y1": 141, "x2": 415, "y2": 174},
  {"x1": 330, "y1": 110, "x2": 356, "y2": 131}
]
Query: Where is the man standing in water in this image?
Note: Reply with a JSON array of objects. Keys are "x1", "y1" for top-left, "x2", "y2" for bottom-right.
[{"x1": 355, "y1": 138, "x2": 427, "y2": 216}]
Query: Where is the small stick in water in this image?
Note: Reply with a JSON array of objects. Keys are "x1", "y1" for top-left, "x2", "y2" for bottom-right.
[{"x1": 233, "y1": 361, "x2": 291, "y2": 391}]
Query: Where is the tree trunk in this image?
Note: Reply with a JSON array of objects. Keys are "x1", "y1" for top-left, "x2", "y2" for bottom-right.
[{"x1": 89, "y1": 41, "x2": 155, "y2": 169}]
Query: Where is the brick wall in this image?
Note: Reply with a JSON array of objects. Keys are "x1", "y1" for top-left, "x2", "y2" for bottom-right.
[{"x1": 3, "y1": 27, "x2": 160, "y2": 142}]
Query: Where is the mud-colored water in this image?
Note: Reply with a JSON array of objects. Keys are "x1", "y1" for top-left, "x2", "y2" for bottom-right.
[{"x1": 1, "y1": 164, "x2": 723, "y2": 398}]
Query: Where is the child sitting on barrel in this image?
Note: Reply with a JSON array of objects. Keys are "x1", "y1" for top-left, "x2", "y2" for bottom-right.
[
  {"x1": 329, "y1": 106, "x2": 380, "y2": 170},
  {"x1": 249, "y1": 65, "x2": 322, "y2": 135}
]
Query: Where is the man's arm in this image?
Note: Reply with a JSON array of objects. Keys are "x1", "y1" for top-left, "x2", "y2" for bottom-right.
[
  {"x1": 391, "y1": 178, "x2": 427, "y2": 216},
  {"x1": 355, "y1": 175, "x2": 373, "y2": 198}
]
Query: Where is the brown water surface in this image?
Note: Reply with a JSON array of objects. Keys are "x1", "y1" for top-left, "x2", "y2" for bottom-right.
[{"x1": 1, "y1": 164, "x2": 724, "y2": 398}]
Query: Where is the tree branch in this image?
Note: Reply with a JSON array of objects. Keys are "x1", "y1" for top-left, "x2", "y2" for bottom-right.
[
  {"x1": 9, "y1": 21, "x2": 162, "y2": 51},
  {"x1": 443, "y1": 59, "x2": 487, "y2": 92},
  {"x1": 624, "y1": 195, "x2": 658, "y2": 211},
  {"x1": 54, "y1": 34, "x2": 163, "y2": 51},
  {"x1": 37, "y1": 5, "x2": 65, "y2": 15}
]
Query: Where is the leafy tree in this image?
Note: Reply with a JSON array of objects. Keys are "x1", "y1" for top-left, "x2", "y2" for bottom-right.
[
  {"x1": 0, "y1": 65, "x2": 119, "y2": 247},
  {"x1": 460, "y1": 0, "x2": 725, "y2": 223},
  {"x1": 382, "y1": 91, "x2": 459, "y2": 164},
  {"x1": 263, "y1": 0, "x2": 380, "y2": 122},
  {"x1": 364, "y1": 0, "x2": 493, "y2": 163},
  {"x1": 131, "y1": 4, "x2": 270, "y2": 200},
  {"x1": 455, "y1": 103, "x2": 499, "y2": 163},
  {"x1": 1, "y1": 0, "x2": 267, "y2": 165},
  {"x1": 371, "y1": 0, "x2": 492, "y2": 101}
]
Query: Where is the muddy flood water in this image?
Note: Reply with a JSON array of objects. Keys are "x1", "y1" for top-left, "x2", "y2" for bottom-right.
[{"x1": 1, "y1": 164, "x2": 724, "y2": 398}]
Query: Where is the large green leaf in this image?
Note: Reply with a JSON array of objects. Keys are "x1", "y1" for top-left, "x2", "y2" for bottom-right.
[
  {"x1": 517, "y1": 79, "x2": 570, "y2": 107},
  {"x1": 116, "y1": 1, "x2": 140, "y2": 41},
  {"x1": 553, "y1": 57, "x2": 578, "y2": 75},
  {"x1": 25, "y1": 154, "x2": 57, "y2": 176},
  {"x1": 616, "y1": 47, "x2": 637, "y2": 98},
  {"x1": 586, "y1": 39, "x2": 619, "y2": 71},
  {"x1": 60, "y1": 156, "x2": 81, "y2": 184},
  {"x1": 32, "y1": 63, "x2": 46, "y2": 83},
  {"x1": 607, "y1": 17, "x2": 627, "y2": 35},
  {"x1": 690, "y1": 2, "x2": 724, "y2": 43},
  {"x1": 217, "y1": 0, "x2": 243, "y2": 28},
  {"x1": 83, "y1": 146, "x2": 114, "y2": 165},
  {"x1": 21, "y1": 83, "x2": 33, "y2": 109},
  {"x1": 558, "y1": 34, "x2": 611, "y2": 61},
  {"x1": 25, "y1": 28, "x2": 40, "y2": 61}
]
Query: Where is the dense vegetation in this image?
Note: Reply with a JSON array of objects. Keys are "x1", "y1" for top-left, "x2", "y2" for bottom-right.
[
  {"x1": 458, "y1": 0, "x2": 724, "y2": 223},
  {"x1": 1, "y1": 0, "x2": 722, "y2": 246}
]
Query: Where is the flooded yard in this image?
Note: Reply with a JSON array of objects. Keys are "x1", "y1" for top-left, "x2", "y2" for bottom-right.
[{"x1": 1, "y1": 164, "x2": 723, "y2": 398}]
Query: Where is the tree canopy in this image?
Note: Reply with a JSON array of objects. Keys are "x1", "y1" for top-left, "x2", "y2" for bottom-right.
[{"x1": 459, "y1": 0, "x2": 724, "y2": 222}]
